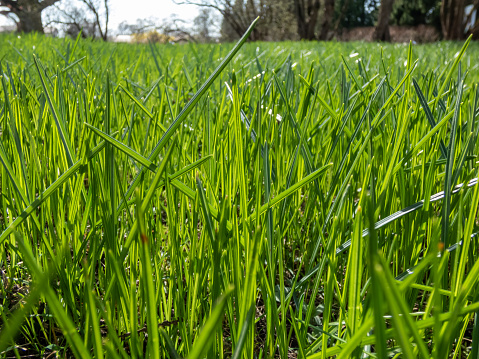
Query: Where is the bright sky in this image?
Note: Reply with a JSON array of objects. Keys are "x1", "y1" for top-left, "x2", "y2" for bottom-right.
[
  {"x1": 108, "y1": 0, "x2": 200, "y2": 29},
  {"x1": 0, "y1": 0, "x2": 201, "y2": 32}
]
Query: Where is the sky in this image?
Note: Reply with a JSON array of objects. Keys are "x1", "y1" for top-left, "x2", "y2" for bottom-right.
[
  {"x1": 108, "y1": 0, "x2": 200, "y2": 30},
  {"x1": 0, "y1": 0, "x2": 201, "y2": 32}
]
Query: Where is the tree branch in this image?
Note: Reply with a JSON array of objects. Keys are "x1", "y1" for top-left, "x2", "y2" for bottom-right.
[
  {"x1": 39, "y1": 0, "x2": 61, "y2": 10},
  {"x1": 103, "y1": 0, "x2": 109, "y2": 39},
  {"x1": 0, "y1": 0, "x2": 21, "y2": 13}
]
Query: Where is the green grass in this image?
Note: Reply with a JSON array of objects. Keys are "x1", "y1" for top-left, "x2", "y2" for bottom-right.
[{"x1": 0, "y1": 25, "x2": 479, "y2": 358}]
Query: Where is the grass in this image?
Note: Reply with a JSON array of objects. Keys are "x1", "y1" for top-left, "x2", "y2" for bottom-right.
[{"x1": 0, "y1": 23, "x2": 479, "y2": 358}]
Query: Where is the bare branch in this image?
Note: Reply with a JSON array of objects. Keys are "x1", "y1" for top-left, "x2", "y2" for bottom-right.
[
  {"x1": 104, "y1": 0, "x2": 109, "y2": 39},
  {"x1": 49, "y1": 0, "x2": 109, "y2": 40}
]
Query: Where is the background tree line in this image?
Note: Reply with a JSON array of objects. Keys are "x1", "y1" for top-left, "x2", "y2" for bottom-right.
[
  {"x1": 186, "y1": 0, "x2": 478, "y2": 41},
  {"x1": 0, "y1": 0, "x2": 478, "y2": 42}
]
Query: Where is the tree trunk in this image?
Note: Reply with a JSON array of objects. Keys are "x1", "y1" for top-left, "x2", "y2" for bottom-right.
[
  {"x1": 333, "y1": 0, "x2": 349, "y2": 34},
  {"x1": 441, "y1": 0, "x2": 466, "y2": 40},
  {"x1": 294, "y1": 0, "x2": 320, "y2": 40},
  {"x1": 16, "y1": 9, "x2": 43, "y2": 33},
  {"x1": 373, "y1": 0, "x2": 394, "y2": 41},
  {"x1": 1, "y1": 0, "x2": 60, "y2": 33},
  {"x1": 319, "y1": 0, "x2": 335, "y2": 40}
]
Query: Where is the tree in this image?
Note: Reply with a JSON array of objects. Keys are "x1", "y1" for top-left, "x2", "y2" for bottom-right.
[
  {"x1": 179, "y1": 0, "x2": 346, "y2": 41},
  {"x1": 81, "y1": 0, "x2": 109, "y2": 40},
  {"x1": 193, "y1": 8, "x2": 215, "y2": 42},
  {"x1": 440, "y1": 0, "x2": 466, "y2": 40},
  {"x1": 178, "y1": 0, "x2": 296, "y2": 41},
  {"x1": 46, "y1": 0, "x2": 109, "y2": 40},
  {"x1": 319, "y1": 0, "x2": 335, "y2": 40},
  {"x1": 373, "y1": 0, "x2": 394, "y2": 41},
  {"x1": 159, "y1": 17, "x2": 196, "y2": 42},
  {"x1": 178, "y1": 0, "x2": 263, "y2": 41},
  {"x1": 391, "y1": 0, "x2": 440, "y2": 27},
  {"x1": 118, "y1": 18, "x2": 157, "y2": 35},
  {"x1": 465, "y1": 0, "x2": 479, "y2": 38},
  {"x1": 293, "y1": 0, "x2": 320, "y2": 40},
  {"x1": 0, "y1": 0, "x2": 60, "y2": 33},
  {"x1": 267, "y1": 0, "x2": 297, "y2": 40},
  {"x1": 333, "y1": 0, "x2": 379, "y2": 30},
  {"x1": 46, "y1": 6, "x2": 96, "y2": 39},
  {"x1": 439, "y1": 0, "x2": 479, "y2": 40}
]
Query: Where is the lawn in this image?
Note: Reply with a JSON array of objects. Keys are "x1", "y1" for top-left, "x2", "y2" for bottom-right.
[{"x1": 0, "y1": 22, "x2": 479, "y2": 358}]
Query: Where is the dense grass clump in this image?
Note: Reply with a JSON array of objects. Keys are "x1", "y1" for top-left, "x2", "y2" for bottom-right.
[{"x1": 1, "y1": 24, "x2": 479, "y2": 358}]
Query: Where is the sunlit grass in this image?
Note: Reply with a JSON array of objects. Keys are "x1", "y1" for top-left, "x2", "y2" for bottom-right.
[{"x1": 0, "y1": 24, "x2": 479, "y2": 358}]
